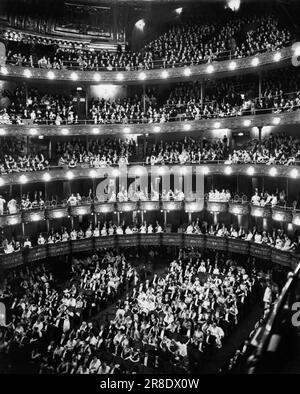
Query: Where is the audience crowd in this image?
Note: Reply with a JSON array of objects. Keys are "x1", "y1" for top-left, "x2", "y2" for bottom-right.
[
  {"x1": 0, "y1": 221, "x2": 164, "y2": 254},
  {"x1": 0, "y1": 132, "x2": 299, "y2": 171},
  {"x1": 4, "y1": 13, "x2": 292, "y2": 71},
  {"x1": 0, "y1": 87, "x2": 78, "y2": 125},
  {"x1": 185, "y1": 221, "x2": 297, "y2": 252},
  {"x1": 146, "y1": 133, "x2": 300, "y2": 166},
  {"x1": 2, "y1": 63, "x2": 300, "y2": 127},
  {"x1": 57, "y1": 138, "x2": 137, "y2": 168},
  {"x1": 0, "y1": 6, "x2": 297, "y2": 376},
  {"x1": 0, "y1": 215, "x2": 298, "y2": 255},
  {"x1": 146, "y1": 136, "x2": 228, "y2": 164},
  {"x1": 0, "y1": 246, "x2": 267, "y2": 374},
  {"x1": 0, "y1": 250, "x2": 139, "y2": 373}
]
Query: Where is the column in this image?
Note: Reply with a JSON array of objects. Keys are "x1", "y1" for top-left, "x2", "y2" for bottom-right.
[
  {"x1": 201, "y1": 80, "x2": 204, "y2": 109},
  {"x1": 92, "y1": 178, "x2": 95, "y2": 198},
  {"x1": 258, "y1": 126, "x2": 262, "y2": 153},
  {"x1": 237, "y1": 215, "x2": 242, "y2": 227},
  {"x1": 46, "y1": 219, "x2": 50, "y2": 233},
  {"x1": 85, "y1": 90, "x2": 89, "y2": 120},
  {"x1": 231, "y1": 135, "x2": 236, "y2": 151},
  {"x1": 258, "y1": 71, "x2": 262, "y2": 100},
  {"x1": 142, "y1": 84, "x2": 146, "y2": 114},
  {"x1": 48, "y1": 139, "x2": 52, "y2": 160},
  {"x1": 213, "y1": 212, "x2": 218, "y2": 225},
  {"x1": 143, "y1": 134, "x2": 147, "y2": 157}
]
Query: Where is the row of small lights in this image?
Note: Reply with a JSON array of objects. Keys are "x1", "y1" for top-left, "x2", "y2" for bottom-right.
[
  {"x1": 5, "y1": 207, "x2": 300, "y2": 223},
  {"x1": 223, "y1": 166, "x2": 299, "y2": 178},
  {"x1": 0, "y1": 125, "x2": 184, "y2": 136},
  {"x1": 0, "y1": 116, "x2": 282, "y2": 138},
  {"x1": 214, "y1": 116, "x2": 281, "y2": 129},
  {"x1": 0, "y1": 52, "x2": 283, "y2": 82},
  {"x1": 0, "y1": 165, "x2": 298, "y2": 187}
]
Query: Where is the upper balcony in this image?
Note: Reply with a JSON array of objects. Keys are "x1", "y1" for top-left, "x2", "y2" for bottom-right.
[{"x1": 1, "y1": 46, "x2": 293, "y2": 85}]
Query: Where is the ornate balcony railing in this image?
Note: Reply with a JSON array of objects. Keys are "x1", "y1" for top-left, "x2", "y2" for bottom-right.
[
  {"x1": 0, "y1": 46, "x2": 293, "y2": 84},
  {"x1": 0, "y1": 109, "x2": 299, "y2": 136},
  {"x1": 0, "y1": 199, "x2": 299, "y2": 228},
  {"x1": 0, "y1": 233, "x2": 299, "y2": 270},
  {"x1": 0, "y1": 163, "x2": 299, "y2": 187}
]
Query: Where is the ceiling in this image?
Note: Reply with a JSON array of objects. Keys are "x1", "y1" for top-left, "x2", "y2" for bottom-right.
[{"x1": 61, "y1": 0, "x2": 296, "y2": 3}]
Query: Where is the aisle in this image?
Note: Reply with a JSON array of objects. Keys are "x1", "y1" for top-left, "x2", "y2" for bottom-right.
[
  {"x1": 88, "y1": 259, "x2": 264, "y2": 375},
  {"x1": 201, "y1": 304, "x2": 263, "y2": 373},
  {"x1": 87, "y1": 259, "x2": 167, "y2": 326}
]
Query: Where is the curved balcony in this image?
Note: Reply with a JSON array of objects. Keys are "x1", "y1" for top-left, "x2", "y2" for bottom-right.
[
  {"x1": 0, "y1": 106, "x2": 300, "y2": 137},
  {"x1": 1, "y1": 233, "x2": 298, "y2": 270},
  {"x1": 0, "y1": 46, "x2": 292, "y2": 84},
  {"x1": 0, "y1": 163, "x2": 299, "y2": 187},
  {"x1": 0, "y1": 200, "x2": 299, "y2": 228}
]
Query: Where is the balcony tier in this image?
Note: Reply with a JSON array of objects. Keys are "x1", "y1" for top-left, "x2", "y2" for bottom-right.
[
  {"x1": 0, "y1": 46, "x2": 292, "y2": 84},
  {"x1": 1, "y1": 233, "x2": 298, "y2": 269}
]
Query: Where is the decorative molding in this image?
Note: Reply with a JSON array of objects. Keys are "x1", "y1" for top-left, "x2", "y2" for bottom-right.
[
  {"x1": 207, "y1": 201, "x2": 228, "y2": 213},
  {"x1": 45, "y1": 206, "x2": 68, "y2": 219},
  {"x1": 0, "y1": 110, "x2": 299, "y2": 137},
  {"x1": 139, "y1": 201, "x2": 160, "y2": 211},
  {"x1": 162, "y1": 201, "x2": 183, "y2": 211},
  {"x1": 70, "y1": 204, "x2": 92, "y2": 216},
  {"x1": 228, "y1": 202, "x2": 250, "y2": 216},
  {"x1": 1, "y1": 46, "x2": 292, "y2": 84},
  {"x1": 272, "y1": 206, "x2": 293, "y2": 223},
  {"x1": 0, "y1": 213, "x2": 22, "y2": 227},
  {"x1": 2, "y1": 233, "x2": 298, "y2": 269},
  {"x1": 251, "y1": 205, "x2": 272, "y2": 218},
  {"x1": 0, "y1": 200, "x2": 299, "y2": 228}
]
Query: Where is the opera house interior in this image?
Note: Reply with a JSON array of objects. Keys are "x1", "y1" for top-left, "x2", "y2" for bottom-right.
[{"x1": 0, "y1": 0, "x2": 300, "y2": 376}]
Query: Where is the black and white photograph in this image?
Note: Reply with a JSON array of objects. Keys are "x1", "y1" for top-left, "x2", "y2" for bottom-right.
[{"x1": 0, "y1": 0, "x2": 299, "y2": 386}]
